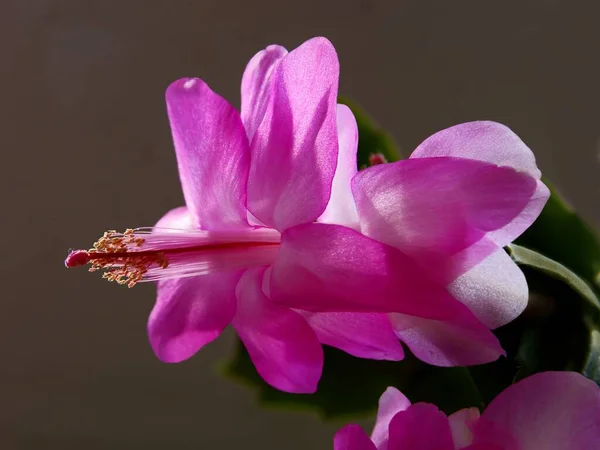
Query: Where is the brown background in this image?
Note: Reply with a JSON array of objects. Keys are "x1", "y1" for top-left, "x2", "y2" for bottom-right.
[{"x1": 1, "y1": 0, "x2": 599, "y2": 448}]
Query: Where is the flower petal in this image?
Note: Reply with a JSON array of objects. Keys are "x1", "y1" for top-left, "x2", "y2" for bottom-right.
[
  {"x1": 472, "y1": 371, "x2": 600, "y2": 450},
  {"x1": 351, "y1": 157, "x2": 537, "y2": 280},
  {"x1": 409, "y1": 121, "x2": 541, "y2": 178},
  {"x1": 409, "y1": 121, "x2": 549, "y2": 247},
  {"x1": 317, "y1": 104, "x2": 359, "y2": 229},
  {"x1": 247, "y1": 37, "x2": 340, "y2": 231},
  {"x1": 154, "y1": 206, "x2": 194, "y2": 230},
  {"x1": 390, "y1": 312, "x2": 504, "y2": 366},
  {"x1": 272, "y1": 223, "x2": 501, "y2": 324},
  {"x1": 232, "y1": 268, "x2": 323, "y2": 393},
  {"x1": 448, "y1": 407, "x2": 480, "y2": 449},
  {"x1": 334, "y1": 425, "x2": 377, "y2": 450},
  {"x1": 299, "y1": 311, "x2": 404, "y2": 361},
  {"x1": 387, "y1": 403, "x2": 455, "y2": 450},
  {"x1": 240, "y1": 44, "x2": 288, "y2": 143},
  {"x1": 448, "y1": 249, "x2": 528, "y2": 329},
  {"x1": 166, "y1": 78, "x2": 250, "y2": 230},
  {"x1": 371, "y1": 387, "x2": 412, "y2": 450},
  {"x1": 147, "y1": 271, "x2": 241, "y2": 362}
]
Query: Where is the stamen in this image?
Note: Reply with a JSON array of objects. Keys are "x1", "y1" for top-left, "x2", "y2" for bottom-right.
[{"x1": 65, "y1": 227, "x2": 281, "y2": 287}]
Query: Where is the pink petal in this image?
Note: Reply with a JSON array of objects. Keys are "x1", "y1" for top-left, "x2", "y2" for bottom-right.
[
  {"x1": 390, "y1": 312, "x2": 504, "y2": 366},
  {"x1": 472, "y1": 371, "x2": 600, "y2": 450},
  {"x1": 448, "y1": 407, "x2": 480, "y2": 449},
  {"x1": 334, "y1": 425, "x2": 377, "y2": 450},
  {"x1": 387, "y1": 403, "x2": 455, "y2": 450},
  {"x1": 298, "y1": 311, "x2": 404, "y2": 361},
  {"x1": 272, "y1": 223, "x2": 500, "y2": 323},
  {"x1": 409, "y1": 121, "x2": 541, "y2": 178},
  {"x1": 240, "y1": 44, "x2": 288, "y2": 143},
  {"x1": 317, "y1": 104, "x2": 359, "y2": 229},
  {"x1": 371, "y1": 387, "x2": 412, "y2": 450},
  {"x1": 247, "y1": 37, "x2": 340, "y2": 231},
  {"x1": 352, "y1": 157, "x2": 537, "y2": 271},
  {"x1": 155, "y1": 206, "x2": 194, "y2": 230},
  {"x1": 147, "y1": 271, "x2": 242, "y2": 362},
  {"x1": 166, "y1": 78, "x2": 250, "y2": 230},
  {"x1": 232, "y1": 268, "x2": 323, "y2": 393},
  {"x1": 448, "y1": 248, "x2": 528, "y2": 329},
  {"x1": 409, "y1": 122, "x2": 549, "y2": 247}
]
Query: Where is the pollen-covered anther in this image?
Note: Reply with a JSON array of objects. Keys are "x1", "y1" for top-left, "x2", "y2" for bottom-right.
[{"x1": 66, "y1": 229, "x2": 169, "y2": 288}]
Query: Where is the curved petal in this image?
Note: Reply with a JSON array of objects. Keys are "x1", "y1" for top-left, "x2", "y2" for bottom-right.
[
  {"x1": 299, "y1": 311, "x2": 404, "y2": 361},
  {"x1": 154, "y1": 206, "x2": 194, "y2": 229},
  {"x1": 272, "y1": 223, "x2": 502, "y2": 327},
  {"x1": 317, "y1": 104, "x2": 359, "y2": 229},
  {"x1": 409, "y1": 122, "x2": 549, "y2": 246},
  {"x1": 388, "y1": 403, "x2": 455, "y2": 450},
  {"x1": 448, "y1": 248, "x2": 528, "y2": 329},
  {"x1": 390, "y1": 312, "x2": 504, "y2": 366},
  {"x1": 240, "y1": 44, "x2": 288, "y2": 143},
  {"x1": 371, "y1": 387, "x2": 411, "y2": 450},
  {"x1": 448, "y1": 407, "x2": 480, "y2": 449},
  {"x1": 351, "y1": 157, "x2": 537, "y2": 281},
  {"x1": 334, "y1": 425, "x2": 377, "y2": 450},
  {"x1": 247, "y1": 37, "x2": 340, "y2": 231},
  {"x1": 472, "y1": 372, "x2": 600, "y2": 450},
  {"x1": 147, "y1": 271, "x2": 242, "y2": 363},
  {"x1": 232, "y1": 268, "x2": 323, "y2": 393},
  {"x1": 166, "y1": 78, "x2": 250, "y2": 230}
]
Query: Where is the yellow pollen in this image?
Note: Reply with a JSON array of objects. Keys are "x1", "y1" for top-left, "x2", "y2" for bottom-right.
[{"x1": 87, "y1": 229, "x2": 168, "y2": 288}]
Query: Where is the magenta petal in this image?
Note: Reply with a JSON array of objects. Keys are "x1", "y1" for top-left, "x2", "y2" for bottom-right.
[
  {"x1": 166, "y1": 78, "x2": 250, "y2": 230},
  {"x1": 272, "y1": 223, "x2": 498, "y2": 323},
  {"x1": 299, "y1": 311, "x2": 404, "y2": 361},
  {"x1": 410, "y1": 121, "x2": 541, "y2": 178},
  {"x1": 352, "y1": 157, "x2": 537, "y2": 267},
  {"x1": 371, "y1": 387, "x2": 412, "y2": 450},
  {"x1": 247, "y1": 37, "x2": 340, "y2": 231},
  {"x1": 409, "y1": 121, "x2": 549, "y2": 247},
  {"x1": 448, "y1": 407, "x2": 480, "y2": 448},
  {"x1": 154, "y1": 206, "x2": 193, "y2": 229},
  {"x1": 334, "y1": 425, "x2": 377, "y2": 450},
  {"x1": 472, "y1": 372, "x2": 600, "y2": 450},
  {"x1": 387, "y1": 403, "x2": 455, "y2": 450},
  {"x1": 317, "y1": 104, "x2": 359, "y2": 229},
  {"x1": 232, "y1": 268, "x2": 324, "y2": 393},
  {"x1": 390, "y1": 312, "x2": 504, "y2": 366},
  {"x1": 240, "y1": 44, "x2": 288, "y2": 142},
  {"x1": 148, "y1": 271, "x2": 242, "y2": 362}
]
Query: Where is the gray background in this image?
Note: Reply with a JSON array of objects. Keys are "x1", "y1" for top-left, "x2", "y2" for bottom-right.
[{"x1": 1, "y1": 0, "x2": 599, "y2": 448}]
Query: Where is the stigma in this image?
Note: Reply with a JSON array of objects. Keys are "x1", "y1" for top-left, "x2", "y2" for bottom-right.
[{"x1": 65, "y1": 227, "x2": 281, "y2": 287}]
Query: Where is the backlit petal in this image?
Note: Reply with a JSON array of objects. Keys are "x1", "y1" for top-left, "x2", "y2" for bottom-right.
[
  {"x1": 148, "y1": 271, "x2": 241, "y2": 362},
  {"x1": 472, "y1": 371, "x2": 600, "y2": 450},
  {"x1": 299, "y1": 311, "x2": 404, "y2": 361},
  {"x1": 318, "y1": 104, "x2": 359, "y2": 229},
  {"x1": 166, "y1": 78, "x2": 250, "y2": 229},
  {"x1": 388, "y1": 403, "x2": 455, "y2": 450},
  {"x1": 240, "y1": 44, "x2": 287, "y2": 142},
  {"x1": 248, "y1": 37, "x2": 340, "y2": 231},
  {"x1": 232, "y1": 268, "x2": 323, "y2": 393},
  {"x1": 371, "y1": 387, "x2": 411, "y2": 450}
]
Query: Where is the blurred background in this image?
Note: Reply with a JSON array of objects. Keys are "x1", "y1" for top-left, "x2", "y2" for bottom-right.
[{"x1": 1, "y1": 0, "x2": 599, "y2": 448}]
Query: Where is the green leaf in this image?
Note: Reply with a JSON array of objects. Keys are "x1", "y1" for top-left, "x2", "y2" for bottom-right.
[
  {"x1": 338, "y1": 97, "x2": 403, "y2": 167},
  {"x1": 515, "y1": 180, "x2": 600, "y2": 293},
  {"x1": 507, "y1": 243, "x2": 600, "y2": 383},
  {"x1": 221, "y1": 343, "x2": 482, "y2": 420}
]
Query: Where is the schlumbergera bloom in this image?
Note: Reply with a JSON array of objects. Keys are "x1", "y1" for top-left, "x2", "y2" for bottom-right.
[
  {"x1": 65, "y1": 37, "x2": 548, "y2": 391},
  {"x1": 334, "y1": 372, "x2": 600, "y2": 450}
]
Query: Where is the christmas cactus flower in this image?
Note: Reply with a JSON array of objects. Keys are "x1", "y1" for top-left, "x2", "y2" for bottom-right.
[
  {"x1": 65, "y1": 36, "x2": 548, "y2": 392},
  {"x1": 334, "y1": 371, "x2": 600, "y2": 450}
]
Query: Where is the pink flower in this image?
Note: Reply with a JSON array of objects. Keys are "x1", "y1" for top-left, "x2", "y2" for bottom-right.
[
  {"x1": 334, "y1": 371, "x2": 600, "y2": 450},
  {"x1": 65, "y1": 36, "x2": 548, "y2": 391}
]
